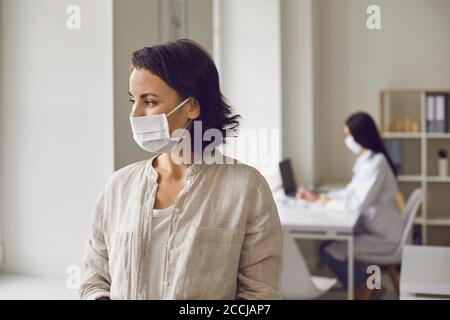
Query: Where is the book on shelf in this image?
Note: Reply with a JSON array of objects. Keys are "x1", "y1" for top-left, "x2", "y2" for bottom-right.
[{"x1": 426, "y1": 93, "x2": 449, "y2": 133}]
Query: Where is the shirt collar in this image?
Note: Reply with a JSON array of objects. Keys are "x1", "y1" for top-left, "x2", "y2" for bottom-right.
[
  {"x1": 147, "y1": 149, "x2": 225, "y2": 182},
  {"x1": 353, "y1": 150, "x2": 373, "y2": 173}
]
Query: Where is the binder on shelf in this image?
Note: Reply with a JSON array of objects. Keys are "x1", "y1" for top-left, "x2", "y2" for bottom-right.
[
  {"x1": 435, "y1": 94, "x2": 448, "y2": 133},
  {"x1": 426, "y1": 93, "x2": 449, "y2": 133},
  {"x1": 426, "y1": 94, "x2": 436, "y2": 133}
]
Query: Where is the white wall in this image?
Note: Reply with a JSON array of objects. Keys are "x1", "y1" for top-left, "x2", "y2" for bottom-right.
[
  {"x1": 314, "y1": 0, "x2": 450, "y2": 183},
  {"x1": 280, "y1": 0, "x2": 319, "y2": 266},
  {"x1": 0, "y1": 0, "x2": 114, "y2": 277},
  {"x1": 216, "y1": 0, "x2": 282, "y2": 188},
  {"x1": 281, "y1": 0, "x2": 315, "y2": 186},
  {"x1": 187, "y1": 0, "x2": 213, "y2": 53},
  {"x1": 113, "y1": 0, "x2": 161, "y2": 170}
]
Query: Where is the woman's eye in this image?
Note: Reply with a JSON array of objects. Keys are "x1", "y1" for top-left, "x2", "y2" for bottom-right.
[
  {"x1": 127, "y1": 99, "x2": 158, "y2": 107},
  {"x1": 144, "y1": 100, "x2": 158, "y2": 107}
]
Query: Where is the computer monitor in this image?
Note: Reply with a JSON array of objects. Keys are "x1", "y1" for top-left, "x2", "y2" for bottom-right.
[{"x1": 279, "y1": 159, "x2": 297, "y2": 197}]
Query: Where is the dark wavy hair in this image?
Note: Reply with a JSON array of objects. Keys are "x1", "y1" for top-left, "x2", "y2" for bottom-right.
[
  {"x1": 346, "y1": 112, "x2": 398, "y2": 177},
  {"x1": 130, "y1": 39, "x2": 240, "y2": 151}
]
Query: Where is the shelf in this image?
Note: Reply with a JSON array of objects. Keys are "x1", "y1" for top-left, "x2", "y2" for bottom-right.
[
  {"x1": 382, "y1": 132, "x2": 450, "y2": 139},
  {"x1": 426, "y1": 176, "x2": 450, "y2": 183},
  {"x1": 414, "y1": 217, "x2": 426, "y2": 225},
  {"x1": 426, "y1": 218, "x2": 450, "y2": 226},
  {"x1": 398, "y1": 175, "x2": 422, "y2": 182},
  {"x1": 413, "y1": 218, "x2": 450, "y2": 226},
  {"x1": 381, "y1": 89, "x2": 450, "y2": 245},
  {"x1": 382, "y1": 132, "x2": 422, "y2": 139},
  {"x1": 426, "y1": 133, "x2": 450, "y2": 139},
  {"x1": 381, "y1": 89, "x2": 450, "y2": 94}
]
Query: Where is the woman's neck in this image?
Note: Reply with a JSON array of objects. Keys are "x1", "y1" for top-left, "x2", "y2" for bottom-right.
[
  {"x1": 154, "y1": 151, "x2": 191, "y2": 179},
  {"x1": 359, "y1": 148, "x2": 370, "y2": 156}
]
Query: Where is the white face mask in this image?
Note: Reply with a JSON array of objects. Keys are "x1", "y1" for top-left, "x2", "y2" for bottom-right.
[
  {"x1": 344, "y1": 135, "x2": 362, "y2": 155},
  {"x1": 130, "y1": 97, "x2": 192, "y2": 154}
]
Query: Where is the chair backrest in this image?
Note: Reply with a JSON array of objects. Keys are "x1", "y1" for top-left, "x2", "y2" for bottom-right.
[
  {"x1": 398, "y1": 189, "x2": 424, "y2": 249},
  {"x1": 280, "y1": 228, "x2": 322, "y2": 299}
]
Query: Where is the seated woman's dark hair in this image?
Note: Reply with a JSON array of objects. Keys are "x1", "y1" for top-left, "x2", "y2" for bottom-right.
[
  {"x1": 131, "y1": 39, "x2": 240, "y2": 151},
  {"x1": 346, "y1": 112, "x2": 398, "y2": 177}
]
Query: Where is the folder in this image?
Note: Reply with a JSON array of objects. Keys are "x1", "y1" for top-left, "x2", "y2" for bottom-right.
[
  {"x1": 426, "y1": 95, "x2": 435, "y2": 133},
  {"x1": 435, "y1": 95, "x2": 448, "y2": 133}
]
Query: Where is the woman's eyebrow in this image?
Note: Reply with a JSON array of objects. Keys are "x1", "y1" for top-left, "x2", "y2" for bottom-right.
[{"x1": 128, "y1": 91, "x2": 158, "y2": 99}]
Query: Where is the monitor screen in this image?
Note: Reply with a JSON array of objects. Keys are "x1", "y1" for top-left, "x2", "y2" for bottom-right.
[{"x1": 279, "y1": 159, "x2": 297, "y2": 196}]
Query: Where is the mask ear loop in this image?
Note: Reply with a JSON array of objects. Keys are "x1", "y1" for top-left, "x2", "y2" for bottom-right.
[
  {"x1": 171, "y1": 118, "x2": 193, "y2": 142},
  {"x1": 167, "y1": 97, "x2": 192, "y2": 117},
  {"x1": 167, "y1": 97, "x2": 194, "y2": 143}
]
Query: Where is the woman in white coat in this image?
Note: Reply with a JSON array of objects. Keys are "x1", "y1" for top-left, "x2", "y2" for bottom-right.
[{"x1": 297, "y1": 112, "x2": 403, "y2": 298}]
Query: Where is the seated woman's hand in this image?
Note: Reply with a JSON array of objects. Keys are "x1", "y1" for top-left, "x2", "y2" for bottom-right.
[
  {"x1": 316, "y1": 194, "x2": 330, "y2": 205},
  {"x1": 296, "y1": 187, "x2": 320, "y2": 202}
]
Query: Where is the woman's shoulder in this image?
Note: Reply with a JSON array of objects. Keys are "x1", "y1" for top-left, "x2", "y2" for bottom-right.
[
  {"x1": 365, "y1": 152, "x2": 393, "y2": 176},
  {"x1": 210, "y1": 154, "x2": 264, "y2": 181},
  {"x1": 205, "y1": 157, "x2": 272, "y2": 197},
  {"x1": 104, "y1": 159, "x2": 150, "y2": 189},
  {"x1": 370, "y1": 152, "x2": 389, "y2": 167}
]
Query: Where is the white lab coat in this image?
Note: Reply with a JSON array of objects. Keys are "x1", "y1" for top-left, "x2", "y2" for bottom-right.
[{"x1": 325, "y1": 150, "x2": 403, "y2": 261}]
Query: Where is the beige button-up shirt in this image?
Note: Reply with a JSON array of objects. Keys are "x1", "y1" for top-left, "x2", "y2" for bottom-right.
[{"x1": 80, "y1": 151, "x2": 283, "y2": 300}]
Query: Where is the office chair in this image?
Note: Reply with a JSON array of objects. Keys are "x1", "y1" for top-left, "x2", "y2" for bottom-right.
[{"x1": 355, "y1": 189, "x2": 424, "y2": 298}]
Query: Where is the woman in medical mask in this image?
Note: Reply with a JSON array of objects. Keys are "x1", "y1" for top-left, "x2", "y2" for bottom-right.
[
  {"x1": 297, "y1": 112, "x2": 403, "y2": 299},
  {"x1": 80, "y1": 40, "x2": 282, "y2": 300}
]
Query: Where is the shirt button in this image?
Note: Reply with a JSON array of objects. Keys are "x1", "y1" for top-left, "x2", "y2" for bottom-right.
[
  {"x1": 174, "y1": 208, "x2": 181, "y2": 214},
  {"x1": 164, "y1": 280, "x2": 170, "y2": 287}
]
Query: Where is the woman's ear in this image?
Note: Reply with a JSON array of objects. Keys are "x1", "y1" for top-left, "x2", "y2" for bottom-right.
[{"x1": 187, "y1": 98, "x2": 201, "y2": 120}]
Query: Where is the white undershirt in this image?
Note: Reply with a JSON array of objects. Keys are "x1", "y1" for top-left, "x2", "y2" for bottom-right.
[{"x1": 148, "y1": 204, "x2": 174, "y2": 300}]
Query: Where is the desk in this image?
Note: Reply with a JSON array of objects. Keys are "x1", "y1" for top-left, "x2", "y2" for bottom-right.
[
  {"x1": 275, "y1": 194, "x2": 359, "y2": 300},
  {"x1": 400, "y1": 245, "x2": 450, "y2": 300}
]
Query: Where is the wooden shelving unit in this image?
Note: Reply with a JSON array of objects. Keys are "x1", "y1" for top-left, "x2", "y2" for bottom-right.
[{"x1": 380, "y1": 89, "x2": 450, "y2": 245}]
